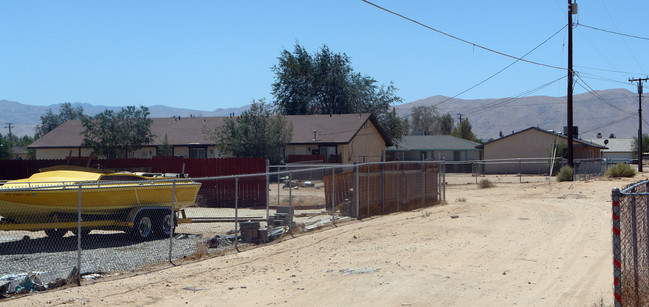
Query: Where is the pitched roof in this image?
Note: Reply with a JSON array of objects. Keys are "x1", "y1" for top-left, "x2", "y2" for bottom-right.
[
  {"x1": 586, "y1": 138, "x2": 633, "y2": 152},
  {"x1": 386, "y1": 135, "x2": 482, "y2": 152},
  {"x1": 478, "y1": 127, "x2": 608, "y2": 149},
  {"x1": 29, "y1": 113, "x2": 391, "y2": 148},
  {"x1": 287, "y1": 113, "x2": 391, "y2": 146}
]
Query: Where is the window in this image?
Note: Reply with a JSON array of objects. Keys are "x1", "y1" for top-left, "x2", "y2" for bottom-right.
[{"x1": 189, "y1": 147, "x2": 207, "y2": 159}]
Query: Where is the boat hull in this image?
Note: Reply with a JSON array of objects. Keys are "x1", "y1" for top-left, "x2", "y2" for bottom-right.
[{"x1": 0, "y1": 181, "x2": 201, "y2": 224}]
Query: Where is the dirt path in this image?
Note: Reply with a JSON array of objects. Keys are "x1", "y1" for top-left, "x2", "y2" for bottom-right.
[{"x1": 4, "y1": 174, "x2": 641, "y2": 306}]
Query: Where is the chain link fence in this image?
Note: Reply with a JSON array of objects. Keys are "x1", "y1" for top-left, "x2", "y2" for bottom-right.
[
  {"x1": 440, "y1": 157, "x2": 624, "y2": 184},
  {"x1": 612, "y1": 181, "x2": 649, "y2": 307},
  {"x1": 0, "y1": 161, "x2": 442, "y2": 295}
]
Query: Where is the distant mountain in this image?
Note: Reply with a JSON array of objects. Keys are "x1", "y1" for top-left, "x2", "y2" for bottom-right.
[
  {"x1": 395, "y1": 88, "x2": 641, "y2": 141},
  {"x1": 0, "y1": 101, "x2": 249, "y2": 137},
  {"x1": 0, "y1": 88, "x2": 642, "y2": 140}
]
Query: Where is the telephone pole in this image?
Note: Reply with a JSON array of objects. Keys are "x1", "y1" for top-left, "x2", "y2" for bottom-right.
[
  {"x1": 566, "y1": 0, "x2": 577, "y2": 167},
  {"x1": 630, "y1": 77, "x2": 648, "y2": 172},
  {"x1": 4, "y1": 123, "x2": 13, "y2": 137}
]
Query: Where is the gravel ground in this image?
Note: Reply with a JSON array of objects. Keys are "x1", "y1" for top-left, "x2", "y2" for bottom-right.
[{"x1": 0, "y1": 230, "x2": 237, "y2": 293}]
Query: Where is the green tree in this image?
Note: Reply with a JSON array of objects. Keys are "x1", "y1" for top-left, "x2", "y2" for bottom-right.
[
  {"x1": 378, "y1": 108, "x2": 409, "y2": 143},
  {"x1": 0, "y1": 134, "x2": 12, "y2": 159},
  {"x1": 409, "y1": 105, "x2": 440, "y2": 135},
  {"x1": 271, "y1": 43, "x2": 406, "y2": 142},
  {"x1": 632, "y1": 133, "x2": 649, "y2": 155},
  {"x1": 205, "y1": 100, "x2": 293, "y2": 164},
  {"x1": 439, "y1": 113, "x2": 455, "y2": 135},
  {"x1": 81, "y1": 106, "x2": 154, "y2": 158},
  {"x1": 157, "y1": 134, "x2": 173, "y2": 157},
  {"x1": 35, "y1": 102, "x2": 85, "y2": 138},
  {"x1": 451, "y1": 118, "x2": 478, "y2": 141}
]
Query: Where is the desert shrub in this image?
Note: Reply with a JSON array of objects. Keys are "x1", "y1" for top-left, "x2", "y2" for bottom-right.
[
  {"x1": 556, "y1": 166, "x2": 573, "y2": 182},
  {"x1": 605, "y1": 163, "x2": 636, "y2": 178},
  {"x1": 478, "y1": 178, "x2": 494, "y2": 188}
]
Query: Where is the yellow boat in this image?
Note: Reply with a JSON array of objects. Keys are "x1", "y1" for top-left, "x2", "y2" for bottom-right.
[{"x1": 0, "y1": 166, "x2": 202, "y2": 239}]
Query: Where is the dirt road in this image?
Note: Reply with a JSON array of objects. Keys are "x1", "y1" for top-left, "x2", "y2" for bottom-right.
[{"x1": 4, "y1": 174, "x2": 638, "y2": 306}]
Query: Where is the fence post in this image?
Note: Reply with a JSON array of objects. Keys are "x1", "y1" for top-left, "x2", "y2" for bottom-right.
[
  {"x1": 400, "y1": 161, "x2": 404, "y2": 211},
  {"x1": 612, "y1": 187, "x2": 622, "y2": 307},
  {"x1": 381, "y1": 162, "x2": 385, "y2": 214},
  {"x1": 234, "y1": 176, "x2": 239, "y2": 251},
  {"x1": 395, "y1": 163, "x2": 400, "y2": 212},
  {"x1": 367, "y1": 164, "x2": 370, "y2": 217},
  {"x1": 76, "y1": 184, "x2": 82, "y2": 286},
  {"x1": 442, "y1": 159, "x2": 446, "y2": 202},
  {"x1": 421, "y1": 161, "x2": 425, "y2": 208},
  {"x1": 331, "y1": 166, "x2": 336, "y2": 225},
  {"x1": 168, "y1": 180, "x2": 176, "y2": 264},
  {"x1": 265, "y1": 160, "x2": 270, "y2": 222},
  {"x1": 355, "y1": 162, "x2": 359, "y2": 219},
  {"x1": 289, "y1": 172, "x2": 294, "y2": 228}
]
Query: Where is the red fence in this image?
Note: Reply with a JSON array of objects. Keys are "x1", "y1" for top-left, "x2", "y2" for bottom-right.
[{"x1": 0, "y1": 157, "x2": 267, "y2": 207}]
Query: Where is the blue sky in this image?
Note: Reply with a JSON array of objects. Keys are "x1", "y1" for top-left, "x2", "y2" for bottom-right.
[{"x1": 1, "y1": 1, "x2": 648, "y2": 111}]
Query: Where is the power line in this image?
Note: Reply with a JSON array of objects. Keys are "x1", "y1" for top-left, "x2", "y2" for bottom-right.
[
  {"x1": 466, "y1": 76, "x2": 566, "y2": 117},
  {"x1": 576, "y1": 72, "x2": 633, "y2": 85},
  {"x1": 361, "y1": 0, "x2": 566, "y2": 71},
  {"x1": 580, "y1": 114, "x2": 636, "y2": 134},
  {"x1": 573, "y1": 73, "x2": 635, "y2": 115},
  {"x1": 575, "y1": 65, "x2": 644, "y2": 76},
  {"x1": 578, "y1": 23, "x2": 649, "y2": 41},
  {"x1": 431, "y1": 24, "x2": 568, "y2": 108}
]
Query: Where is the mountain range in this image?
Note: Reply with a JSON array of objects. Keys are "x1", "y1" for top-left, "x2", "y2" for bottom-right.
[
  {"x1": 0, "y1": 88, "x2": 642, "y2": 141},
  {"x1": 396, "y1": 88, "x2": 642, "y2": 141}
]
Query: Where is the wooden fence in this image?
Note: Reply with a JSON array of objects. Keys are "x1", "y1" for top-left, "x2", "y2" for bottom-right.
[{"x1": 323, "y1": 162, "x2": 439, "y2": 219}]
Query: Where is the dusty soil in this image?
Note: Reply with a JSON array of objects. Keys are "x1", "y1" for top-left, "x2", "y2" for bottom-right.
[{"x1": 4, "y1": 173, "x2": 642, "y2": 306}]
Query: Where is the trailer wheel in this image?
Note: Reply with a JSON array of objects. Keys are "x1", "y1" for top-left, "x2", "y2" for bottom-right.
[
  {"x1": 160, "y1": 214, "x2": 176, "y2": 237},
  {"x1": 44, "y1": 228, "x2": 68, "y2": 238},
  {"x1": 130, "y1": 213, "x2": 153, "y2": 240}
]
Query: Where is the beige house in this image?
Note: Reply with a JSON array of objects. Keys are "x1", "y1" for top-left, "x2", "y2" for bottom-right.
[
  {"x1": 28, "y1": 113, "x2": 391, "y2": 163},
  {"x1": 283, "y1": 114, "x2": 390, "y2": 163},
  {"x1": 480, "y1": 127, "x2": 607, "y2": 173}
]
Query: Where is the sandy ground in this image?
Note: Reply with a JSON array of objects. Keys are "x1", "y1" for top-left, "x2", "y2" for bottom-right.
[{"x1": 4, "y1": 173, "x2": 644, "y2": 306}]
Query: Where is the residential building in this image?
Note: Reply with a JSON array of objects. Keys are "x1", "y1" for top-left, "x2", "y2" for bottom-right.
[
  {"x1": 480, "y1": 127, "x2": 607, "y2": 173},
  {"x1": 28, "y1": 113, "x2": 391, "y2": 163},
  {"x1": 386, "y1": 135, "x2": 482, "y2": 161}
]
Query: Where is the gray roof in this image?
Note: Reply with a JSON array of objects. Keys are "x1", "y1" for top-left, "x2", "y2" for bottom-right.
[
  {"x1": 386, "y1": 135, "x2": 482, "y2": 152},
  {"x1": 586, "y1": 138, "x2": 634, "y2": 153},
  {"x1": 29, "y1": 113, "x2": 391, "y2": 148}
]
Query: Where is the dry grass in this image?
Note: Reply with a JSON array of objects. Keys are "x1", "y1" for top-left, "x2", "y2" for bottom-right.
[{"x1": 477, "y1": 178, "x2": 495, "y2": 188}]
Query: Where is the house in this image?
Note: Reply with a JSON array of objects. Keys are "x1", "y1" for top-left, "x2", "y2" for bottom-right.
[
  {"x1": 28, "y1": 113, "x2": 391, "y2": 163},
  {"x1": 282, "y1": 114, "x2": 391, "y2": 163},
  {"x1": 385, "y1": 135, "x2": 482, "y2": 161},
  {"x1": 479, "y1": 127, "x2": 607, "y2": 173},
  {"x1": 11, "y1": 146, "x2": 29, "y2": 160},
  {"x1": 586, "y1": 137, "x2": 634, "y2": 161}
]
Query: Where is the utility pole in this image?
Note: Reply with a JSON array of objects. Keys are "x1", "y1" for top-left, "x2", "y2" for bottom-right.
[
  {"x1": 4, "y1": 123, "x2": 13, "y2": 137},
  {"x1": 630, "y1": 77, "x2": 648, "y2": 172},
  {"x1": 567, "y1": 0, "x2": 577, "y2": 167},
  {"x1": 457, "y1": 113, "x2": 463, "y2": 124}
]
